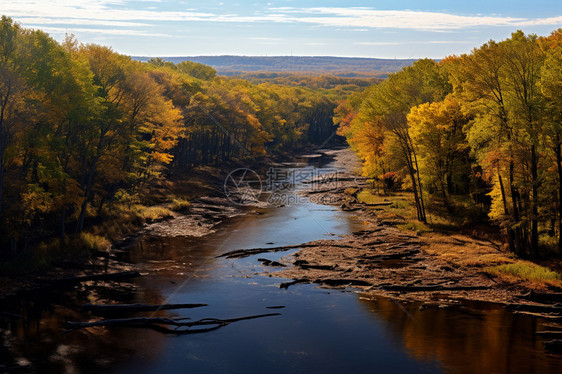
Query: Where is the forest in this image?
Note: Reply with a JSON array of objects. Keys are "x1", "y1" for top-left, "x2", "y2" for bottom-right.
[
  {"x1": 134, "y1": 55, "x2": 414, "y2": 77},
  {"x1": 0, "y1": 16, "x2": 347, "y2": 260},
  {"x1": 336, "y1": 29, "x2": 562, "y2": 259},
  {"x1": 2, "y1": 14, "x2": 562, "y2": 269}
]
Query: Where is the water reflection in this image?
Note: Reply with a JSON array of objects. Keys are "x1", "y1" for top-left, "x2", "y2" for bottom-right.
[
  {"x1": 359, "y1": 296, "x2": 562, "y2": 373},
  {"x1": 0, "y1": 285, "x2": 167, "y2": 373},
  {"x1": 2, "y1": 153, "x2": 562, "y2": 373}
]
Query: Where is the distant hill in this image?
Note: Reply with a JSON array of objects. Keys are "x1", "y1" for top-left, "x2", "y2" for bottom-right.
[{"x1": 133, "y1": 56, "x2": 416, "y2": 77}]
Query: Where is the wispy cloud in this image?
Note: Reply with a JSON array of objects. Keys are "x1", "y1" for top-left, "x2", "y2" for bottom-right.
[
  {"x1": 4, "y1": 1, "x2": 562, "y2": 39},
  {"x1": 28, "y1": 25, "x2": 174, "y2": 37},
  {"x1": 246, "y1": 37, "x2": 283, "y2": 41},
  {"x1": 355, "y1": 41, "x2": 476, "y2": 46},
  {"x1": 271, "y1": 7, "x2": 526, "y2": 30}
]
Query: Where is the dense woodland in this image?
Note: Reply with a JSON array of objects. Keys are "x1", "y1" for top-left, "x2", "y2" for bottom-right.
[
  {"x1": 2, "y1": 15, "x2": 562, "y2": 265},
  {"x1": 135, "y1": 55, "x2": 415, "y2": 77},
  {"x1": 337, "y1": 29, "x2": 562, "y2": 258},
  {"x1": 0, "y1": 17, "x2": 345, "y2": 256}
]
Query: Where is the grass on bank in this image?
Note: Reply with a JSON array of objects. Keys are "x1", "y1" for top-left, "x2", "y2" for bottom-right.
[
  {"x1": 0, "y1": 232, "x2": 111, "y2": 276},
  {"x1": 486, "y1": 261, "x2": 562, "y2": 286},
  {"x1": 0, "y1": 165, "x2": 221, "y2": 281},
  {"x1": 0, "y1": 195, "x2": 191, "y2": 278},
  {"x1": 354, "y1": 187, "x2": 562, "y2": 287}
]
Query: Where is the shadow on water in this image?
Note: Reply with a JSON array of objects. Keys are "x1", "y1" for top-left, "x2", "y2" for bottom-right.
[
  {"x1": 358, "y1": 296, "x2": 562, "y2": 373},
  {"x1": 1, "y1": 152, "x2": 562, "y2": 373}
]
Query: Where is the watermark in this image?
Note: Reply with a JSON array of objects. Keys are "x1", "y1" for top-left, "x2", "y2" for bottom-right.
[
  {"x1": 224, "y1": 166, "x2": 340, "y2": 205},
  {"x1": 224, "y1": 168, "x2": 263, "y2": 205}
]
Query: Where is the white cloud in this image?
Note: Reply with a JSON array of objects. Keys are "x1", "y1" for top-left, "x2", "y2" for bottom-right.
[
  {"x1": 3, "y1": 1, "x2": 562, "y2": 39},
  {"x1": 247, "y1": 37, "x2": 282, "y2": 40},
  {"x1": 355, "y1": 41, "x2": 475, "y2": 45},
  {"x1": 27, "y1": 25, "x2": 174, "y2": 37},
  {"x1": 272, "y1": 7, "x2": 525, "y2": 30}
]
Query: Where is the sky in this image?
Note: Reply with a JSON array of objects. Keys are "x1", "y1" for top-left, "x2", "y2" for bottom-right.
[{"x1": 2, "y1": 0, "x2": 562, "y2": 58}]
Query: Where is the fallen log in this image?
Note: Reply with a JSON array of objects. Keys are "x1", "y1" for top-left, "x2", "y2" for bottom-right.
[
  {"x1": 314, "y1": 278, "x2": 371, "y2": 287},
  {"x1": 340, "y1": 204, "x2": 363, "y2": 212},
  {"x1": 536, "y1": 331, "x2": 562, "y2": 338},
  {"x1": 359, "y1": 202, "x2": 393, "y2": 207},
  {"x1": 82, "y1": 303, "x2": 208, "y2": 315},
  {"x1": 218, "y1": 243, "x2": 353, "y2": 259},
  {"x1": 280, "y1": 278, "x2": 372, "y2": 289},
  {"x1": 359, "y1": 249, "x2": 420, "y2": 262},
  {"x1": 297, "y1": 263, "x2": 337, "y2": 271},
  {"x1": 512, "y1": 311, "x2": 562, "y2": 321},
  {"x1": 521, "y1": 291, "x2": 562, "y2": 304},
  {"x1": 279, "y1": 279, "x2": 311, "y2": 289},
  {"x1": 257, "y1": 258, "x2": 286, "y2": 267},
  {"x1": 506, "y1": 303, "x2": 562, "y2": 314},
  {"x1": 352, "y1": 228, "x2": 385, "y2": 236},
  {"x1": 65, "y1": 313, "x2": 280, "y2": 334},
  {"x1": 307, "y1": 188, "x2": 347, "y2": 195},
  {"x1": 381, "y1": 284, "x2": 490, "y2": 292},
  {"x1": 52, "y1": 271, "x2": 141, "y2": 285}
]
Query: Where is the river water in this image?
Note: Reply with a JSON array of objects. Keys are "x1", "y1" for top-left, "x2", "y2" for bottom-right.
[{"x1": 1, "y1": 154, "x2": 561, "y2": 373}]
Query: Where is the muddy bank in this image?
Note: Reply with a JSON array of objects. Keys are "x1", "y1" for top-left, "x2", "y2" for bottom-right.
[
  {"x1": 0, "y1": 148, "x2": 333, "y2": 298},
  {"x1": 239, "y1": 148, "x2": 561, "y2": 308}
]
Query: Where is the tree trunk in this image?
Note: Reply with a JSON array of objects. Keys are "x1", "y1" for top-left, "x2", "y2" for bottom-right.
[
  {"x1": 530, "y1": 144, "x2": 539, "y2": 258},
  {"x1": 0, "y1": 149, "x2": 3, "y2": 216},
  {"x1": 76, "y1": 155, "x2": 99, "y2": 233},
  {"x1": 0, "y1": 87, "x2": 8, "y2": 216},
  {"x1": 557, "y1": 139, "x2": 562, "y2": 254},
  {"x1": 497, "y1": 168, "x2": 515, "y2": 252},
  {"x1": 509, "y1": 159, "x2": 525, "y2": 256},
  {"x1": 410, "y1": 139, "x2": 426, "y2": 222}
]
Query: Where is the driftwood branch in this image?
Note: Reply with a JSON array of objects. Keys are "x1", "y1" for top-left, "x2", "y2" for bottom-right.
[
  {"x1": 315, "y1": 278, "x2": 371, "y2": 287},
  {"x1": 218, "y1": 243, "x2": 353, "y2": 259},
  {"x1": 65, "y1": 313, "x2": 281, "y2": 334},
  {"x1": 506, "y1": 303, "x2": 562, "y2": 314},
  {"x1": 280, "y1": 279, "x2": 311, "y2": 289},
  {"x1": 381, "y1": 284, "x2": 490, "y2": 292},
  {"x1": 52, "y1": 271, "x2": 141, "y2": 285},
  {"x1": 536, "y1": 331, "x2": 562, "y2": 338},
  {"x1": 521, "y1": 291, "x2": 562, "y2": 304},
  {"x1": 279, "y1": 278, "x2": 372, "y2": 289},
  {"x1": 82, "y1": 303, "x2": 208, "y2": 315},
  {"x1": 257, "y1": 258, "x2": 286, "y2": 267}
]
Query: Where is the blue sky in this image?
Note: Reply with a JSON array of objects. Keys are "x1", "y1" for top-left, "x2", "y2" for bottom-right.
[{"x1": 3, "y1": 0, "x2": 562, "y2": 58}]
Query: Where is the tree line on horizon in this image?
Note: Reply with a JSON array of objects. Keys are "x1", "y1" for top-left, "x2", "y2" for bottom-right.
[
  {"x1": 337, "y1": 29, "x2": 562, "y2": 258},
  {"x1": 0, "y1": 16, "x2": 347, "y2": 256}
]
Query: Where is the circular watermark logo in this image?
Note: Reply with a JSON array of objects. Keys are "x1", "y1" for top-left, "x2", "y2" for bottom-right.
[{"x1": 224, "y1": 168, "x2": 262, "y2": 205}]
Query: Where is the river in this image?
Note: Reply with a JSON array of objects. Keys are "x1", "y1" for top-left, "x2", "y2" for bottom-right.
[{"x1": 1, "y1": 153, "x2": 561, "y2": 373}]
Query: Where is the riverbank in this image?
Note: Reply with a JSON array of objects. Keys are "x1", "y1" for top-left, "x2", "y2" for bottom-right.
[
  {"x1": 0, "y1": 147, "x2": 336, "y2": 298},
  {"x1": 0, "y1": 158, "x2": 263, "y2": 298},
  {"x1": 245, "y1": 148, "x2": 562, "y2": 308}
]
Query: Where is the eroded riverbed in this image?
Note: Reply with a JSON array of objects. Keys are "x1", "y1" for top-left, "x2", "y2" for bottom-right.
[{"x1": 1, "y1": 152, "x2": 561, "y2": 373}]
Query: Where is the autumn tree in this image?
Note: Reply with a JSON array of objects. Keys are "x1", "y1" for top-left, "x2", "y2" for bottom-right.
[
  {"x1": 539, "y1": 29, "x2": 562, "y2": 253},
  {"x1": 408, "y1": 97, "x2": 471, "y2": 211},
  {"x1": 354, "y1": 59, "x2": 451, "y2": 222}
]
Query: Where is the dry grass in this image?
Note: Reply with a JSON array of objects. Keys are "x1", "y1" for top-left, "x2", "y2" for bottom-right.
[
  {"x1": 486, "y1": 261, "x2": 562, "y2": 286},
  {"x1": 356, "y1": 188, "x2": 562, "y2": 288},
  {"x1": 169, "y1": 198, "x2": 190, "y2": 211},
  {"x1": 77, "y1": 232, "x2": 110, "y2": 252},
  {"x1": 137, "y1": 205, "x2": 174, "y2": 221},
  {"x1": 423, "y1": 233, "x2": 513, "y2": 268}
]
